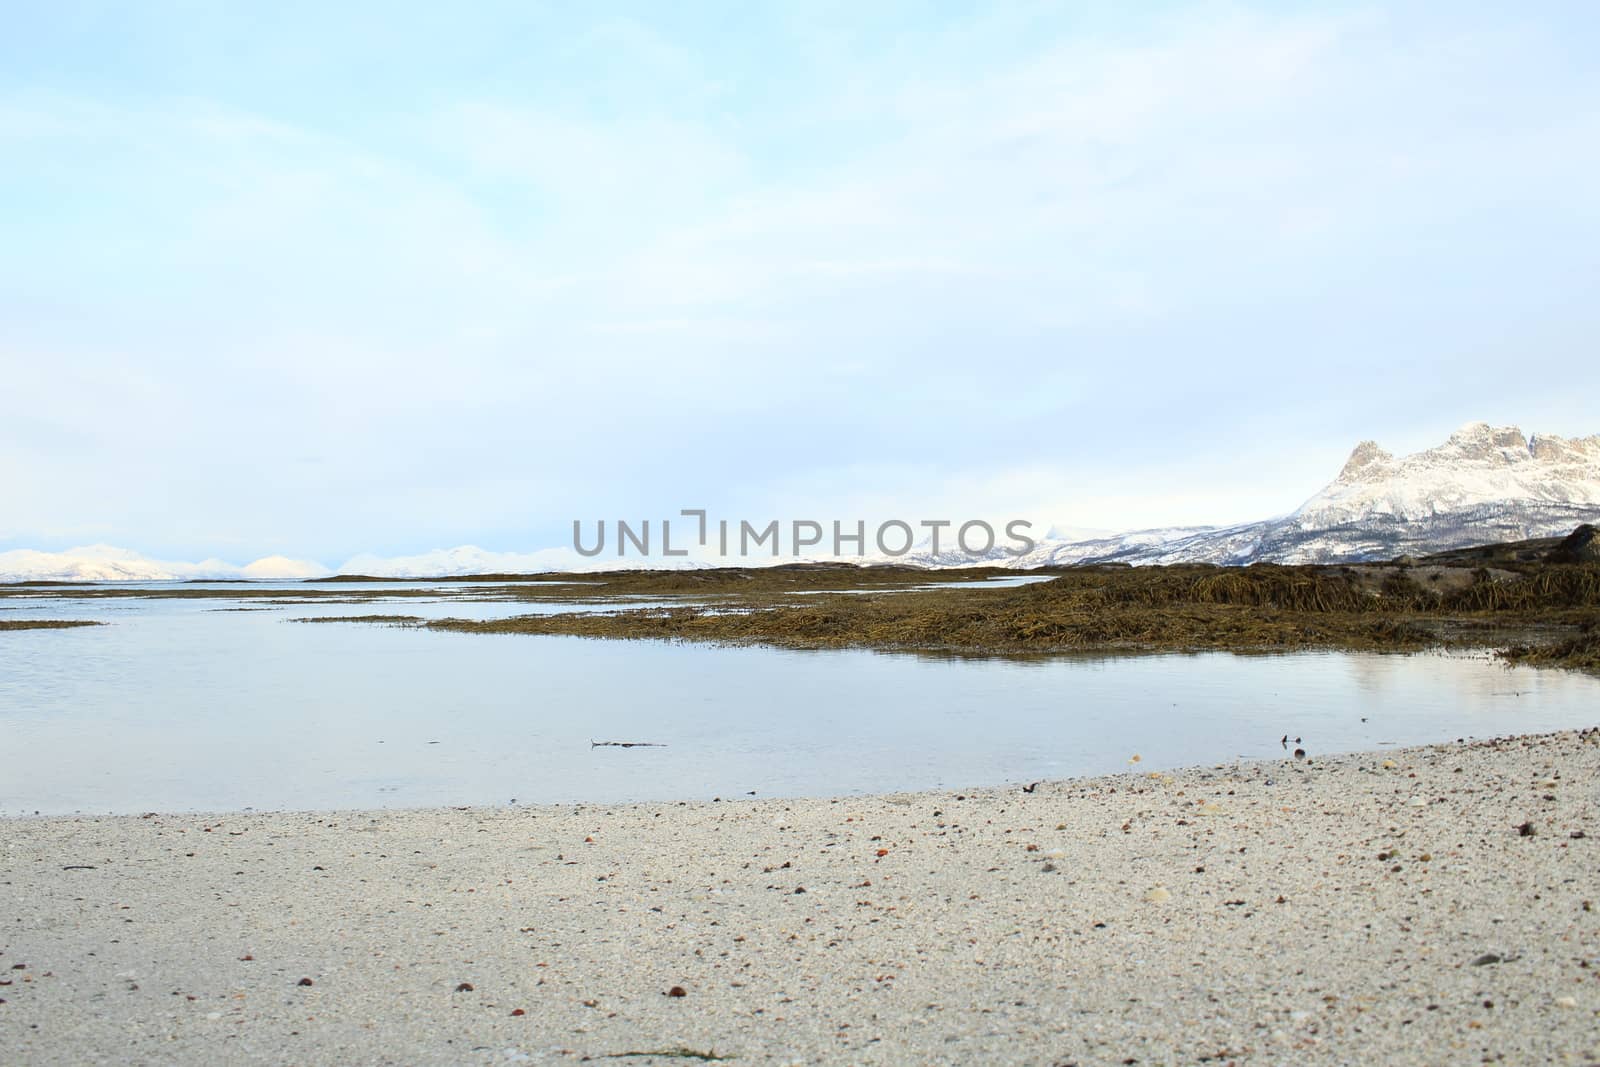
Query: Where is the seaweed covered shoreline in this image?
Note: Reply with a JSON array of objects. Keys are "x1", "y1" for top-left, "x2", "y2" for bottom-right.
[
  {"x1": 412, "y1": 557, "x2": 1600, "y2": 669},
  {"x1": 0, "y1": 619, "x2": 105, "y2": 631}
]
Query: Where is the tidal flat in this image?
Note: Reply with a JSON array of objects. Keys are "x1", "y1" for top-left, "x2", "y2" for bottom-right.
[{"x1": 278, "y1": 556, "x2": 1600, "y2": 672}]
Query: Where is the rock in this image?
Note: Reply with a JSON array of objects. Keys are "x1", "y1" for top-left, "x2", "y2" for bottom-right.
[{"x1": 1549, "y1": 524, "x2": 1600, "y2": 563}]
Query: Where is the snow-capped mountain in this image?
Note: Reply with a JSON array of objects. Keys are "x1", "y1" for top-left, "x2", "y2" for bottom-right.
[
  {"x1": 0, "y1": 545, "x2": 331, "y2": 582},
  {"x1": 1294, "y1": 422, "x2": 1600, "y2": 528},
  {"x1": 335, "y1": 545, "x2": 619, "y2": 577},
  {"x1": 0, "y1": 543, "x2": 700, "y2": 582},
  {"x1": 997, "y1": 422, "x2": 1600, "y2": 567}
]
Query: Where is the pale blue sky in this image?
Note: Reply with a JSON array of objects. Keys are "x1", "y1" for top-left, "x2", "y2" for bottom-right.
[{"x1": 3, "y1": 2, "x2": 1598, "y2": 564}]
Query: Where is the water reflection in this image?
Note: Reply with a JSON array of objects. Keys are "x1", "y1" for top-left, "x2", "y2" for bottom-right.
[{"x1": 1, "y1": 586, "x2": 1596, "y2": 815}]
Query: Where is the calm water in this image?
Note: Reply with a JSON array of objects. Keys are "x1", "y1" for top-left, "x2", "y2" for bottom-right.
[{"x1": 3, "y1": 583, "x2": 1598, "y2": 814}]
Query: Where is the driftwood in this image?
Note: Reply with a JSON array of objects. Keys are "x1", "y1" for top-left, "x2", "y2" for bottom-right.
[{"x1": 590, "y1": 740, "x2": 667, "y2": 748}]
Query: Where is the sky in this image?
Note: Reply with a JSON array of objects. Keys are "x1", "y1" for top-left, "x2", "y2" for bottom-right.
[{"x1": 3, "y1": 1, "x2": 1599, "y2": 568}]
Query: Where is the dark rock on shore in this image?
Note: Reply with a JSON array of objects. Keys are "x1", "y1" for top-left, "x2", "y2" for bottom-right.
[{"x1": 1550, "y1": 524, "x2": 1600, "y2": 563}]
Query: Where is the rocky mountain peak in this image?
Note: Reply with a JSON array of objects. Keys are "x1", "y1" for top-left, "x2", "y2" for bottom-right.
[
  {"x1": 1337, "y1": 440, "x2": 1394, "y2": 481},
  {"x1": 1438, "y1": 422, "x2": 1531, "y2": 462}
]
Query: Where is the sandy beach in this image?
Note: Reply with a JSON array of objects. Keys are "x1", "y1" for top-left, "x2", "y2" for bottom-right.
[{"x1": 3, "y1": 729, "x2": 1597, "y2": 1065}]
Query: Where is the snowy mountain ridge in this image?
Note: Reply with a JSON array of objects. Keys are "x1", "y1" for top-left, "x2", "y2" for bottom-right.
[
  {"x1": 0, "y1": 543, "x2": 690, "y2": 582},
  {"x1": 989, "y1": 422, "x2": 1600, "y2": 567},
  {"x1": 1293, "y1": 422, "x2": 1600, "y2": 529},
  {"x1": 0, "y1": 545, "x2": 335, "y2": 582}
]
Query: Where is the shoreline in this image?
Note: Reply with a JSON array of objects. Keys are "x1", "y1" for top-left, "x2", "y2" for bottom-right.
[
  {"x1": 10, "y1": 554, "x2": 1600, "y2": 672},
  {"x1": 4, "y1": 729, "x2": 1597, "y2": 1064}
]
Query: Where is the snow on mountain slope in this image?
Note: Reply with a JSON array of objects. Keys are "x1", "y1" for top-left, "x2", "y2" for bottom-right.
[
  {"x1": 997, "y1": 422, "x2": 1600, "y2": 567},
  {"x1": 332, "y1": 544, "x2": 714, "y2": 577},
  {"x1": 894, "y1": 525, "x2": 1219, "y2": 568},
  {"x1": 335, "y1": 545, "x2": 576, "y2": 577},
  {"x1": 1292, "y1": 422, "x2": 1600, "y2": 528},
  {"x1": 240, "y1": 555, "x2": 333, "y2": 580}
]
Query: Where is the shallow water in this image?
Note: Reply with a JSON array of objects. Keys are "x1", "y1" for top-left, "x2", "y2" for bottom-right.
[{"x1": 2, "y1": 585, "x2": 1598, "y2": 814}]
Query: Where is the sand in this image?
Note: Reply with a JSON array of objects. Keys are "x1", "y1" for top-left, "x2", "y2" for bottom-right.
[{"x1": 3, "y1": 729, "x2": 1597, "y2": 1065}]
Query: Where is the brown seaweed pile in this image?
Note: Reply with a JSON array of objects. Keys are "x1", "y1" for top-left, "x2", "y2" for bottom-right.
[{"x1": 0, "y1": 619, "x2": 105, "y2": 631}]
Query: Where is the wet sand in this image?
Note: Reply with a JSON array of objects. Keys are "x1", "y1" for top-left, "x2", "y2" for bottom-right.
[{"x1": 3, "y1": 729, "x2": 1597, "y2": 1065}]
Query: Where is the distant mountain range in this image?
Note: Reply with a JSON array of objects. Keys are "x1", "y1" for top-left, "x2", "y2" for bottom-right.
[
  {"x1": 965, "y1": 422, "x2": 1600, "y2": 567},
  {"x1": 5, "y1": 422, "x2": 1597, "y2": 580},
  {"x1": 0, "y1": 544, "x2": 585, "y2": 583},
  {"x1": 0, "y1": 546, "x2": 335, "y2": 582}
]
